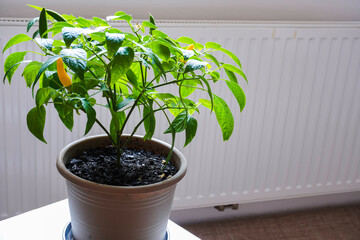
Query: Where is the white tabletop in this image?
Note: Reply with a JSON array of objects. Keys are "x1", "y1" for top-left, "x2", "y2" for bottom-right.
[{"x1": 0, "y1": 199, "x2": 200, "y2": 240}]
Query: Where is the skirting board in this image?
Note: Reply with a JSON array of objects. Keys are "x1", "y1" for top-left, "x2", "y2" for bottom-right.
[{"x1": 170, "y1": 191, "x2": 360, "y2": 225}]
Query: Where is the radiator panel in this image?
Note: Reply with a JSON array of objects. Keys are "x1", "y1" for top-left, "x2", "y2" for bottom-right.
[{"x1": 0, "y1": 20, "x2": 359, "y2": 219}]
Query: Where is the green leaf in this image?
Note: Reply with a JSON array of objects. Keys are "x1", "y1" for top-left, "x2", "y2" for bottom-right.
[
  {"x1": 44, "y1": 22, "x2": 75, "y2": 37},
  {"x1": 142, "y1": 21, "x2": 157, "y2": 29},
  {"x1": 35, "y1": 38, "x2": 54, "y2": 50},
  {"x1": 198, "y1": 76, "x2": 214, "y2": 111},
  {"x1": 93, "y1": 17, "x2": 109, "y2": 26},
  {"x1": 144, "y1": 48, "x2": 165, "y2": 78},
  {"x1": 60, "y1": 48, "x2": 87, "y2": 80},
  {"x1": 184, "y1": 60, "x2": 208, "y2": 73},
  {"x1": 205, "y1": 41, "x2": 221, "y2": 50},
  {"x1": 27, "y1": 106, "x2": 47, "y2": 143},
  {"x1": 27, "y1": 17, "x2": 39, "y2": 32},
  {"x1": 148, "y1": 42, "x2": 170, "y2": 61},
  {"x1": 105, "y1": 32, "x2": 125, "y2": 58},
  {"x1": 199, "y1": 98, "x2": 212, "y2": 109},
  {"x1": 177, "y1": 36, "x2": 195, "y2": 45},
  {"x1": 54, "y1": 98, "x2": 74, "y2": 131},
  {"x1": 33, "y1": 55, "x2": 63, "y2": 91},
  {"x1": 80, "y1": 99, "x2": 96, "y2": 135},
  {"x1": 224, "y1": 68, "x2": 237, "y2": 83},
  {"x1": 180, "y1": 79, "x2": 197, "y2": 98},
  {"x1": 41, "y1": 71, "x2": 63, "y2": 89},
  {"x1": 213, "y1": 95, "x2": 234, "y2": 141},
  {"x1": 164, "y1": 111, "x2": 187, "y2": 134},
  {"x1": 46, "y1": 9, "x2": 67, "y2": 22},
  {"x1": 125, "y1": 68, "x2": 138, "y2": 87},
  {"x1": 22, "y1": 61, "x2": 42, "y2": 87},
  {"x1": 184, "y1": 116, "x2": 197, "y2": 147},
  {"x1": 35, "y1": 87, "x2": 54, "y2": 107},
  {"x1": 204, "y1": 54, "x2": 220, "y2": 67},
  {"x1": 225, "y1": 80, "x2": 246, "y2": 112},
  {"x1": 210, "y1": 71, "x2": 220, "y2": 81},
  {"x1": 3, "y1": 34, "x2": 32, "y2": 53},
  {"x1": 111, "y1": 47, "x2": 134, "y2": 84},
  {"x1": 62, "y1": 27, "x2": 82, "y2": 48},
  {"x1": 4, "y1": 51, "x2": 27, "y2": 83},
  {"x1": 152, "y1": 30, "x2": 168, "y2": 38},
  {"x1": 143, "y1": 102, "x2": 156, "y2": 140},
  {"x1": 218, "y1": 47, "x2": 242, "y2": 69},
  {"x1": 39, "y1": 8, "x2": 48, "y2": 38},
  {"x1": 108, "y1": 12, "x2": 133, "y2": 23},
  {"x1": 149, "y1": 14, "x2": 156, "y2": 35},
  {"x1": 181, "y1": 49, "x2": 194, "y2": 60},
  {"x1": 76, "y1": 17, "x2": 92, "y2": 28},
  {"x1": 222, "y1": 63, "x2": 247, "y2": 83},
  {"x1": 110, "y1": 110, "x2": 125, "y2": 142},
  {"x1": 27, "y1": 4, "x2": 43, "y2": 11},
  {"x1": 116, "y1": 97, "x2": 134, "y2": 111}
]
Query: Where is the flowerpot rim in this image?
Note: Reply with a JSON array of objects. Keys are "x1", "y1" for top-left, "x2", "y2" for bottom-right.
[{"x1": 56, "y1": 134, "x2": 187, "y2": 194}]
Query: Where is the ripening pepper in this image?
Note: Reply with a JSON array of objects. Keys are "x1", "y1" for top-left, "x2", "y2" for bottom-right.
[
  {"x1": 56, "y1": 58, "x2": 72, "y2": 87},
  {"x1": 186, "y1": 44, "x2": 194, "y2": 50}
]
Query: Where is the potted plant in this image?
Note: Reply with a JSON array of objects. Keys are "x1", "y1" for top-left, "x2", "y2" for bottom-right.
[{"x1": 2, "y1": 5, "x2": 247, "y2": 240}]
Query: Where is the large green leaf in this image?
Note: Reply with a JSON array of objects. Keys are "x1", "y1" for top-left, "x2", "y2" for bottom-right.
[
  {"x1": 142, "y1": 21, "x2": 157, "y2": 29},
  {"x1": 39, "y1": 8, "x2": 48, "y2": 38},
  {"x1": 105, "y1": 32, "x2": 125, "y2": 58},
  {"x1": 45, "y1": 22, "x2": 75, "y2": 37},
  {"x1": 27, "y1": 106, "x2": 47, "y2": 143},
  {"x1": 125, "y1": 68, "x2": 138, "y2": 87},
  {"x1": 218, "y1": 48, "x2": 242, "y2": 69},
  {"x1": 180, "y1": 79, "x2": 197, "y2": 98},
  {"x1": 143, "y1": 102, "x2": 156, "y2": 140},
  {"x1": 213, "y1": 95, "x2": 234, "y2": 141},
  {"x1": 35, "y1": 87, "x2": 55, "y2": 107},
  {"x1": 4, "y1": 51, "x2": 27, "y2": 83},
  {"x1": 176, "y1": 36, "x2": 195, "y2": 45},
  {"x1": 80, "y1": 98, "x2": 96, "y2": 135},
  {"x1": 184, "y1": 116, "x2": 197, "y2": 147},
  {"x1": 110, "y1": 110, "x2": 125, "y2": 142},
  {"x1": 35, "y1": 38, "x2": 54, "y2": 50},
  {"x1": 116, "y1": 97, "x2": 135, "y2": 111},
  {"x1": 204, "y1": 54, "x2": 220, "y2": 67},
  {"x1": 111, "y1": 47, "x2": 134, "y2": 84},
  {"x1": 34, "y1": 55, "x2": 64, "y2": 90},
  {"x1": 225, "y1": 80, "x2": 246, "y2": 112},
  {"x1": 205, "y1": 41, "x2": 221, "y2": 50},
  {"x1": 184, "y1": 60, "x2": 208, "y2": 73},
  {"x1": 62, "y1": 27, "x2": 83, "y2": 47},
  {"x1": 148, "y1": 42, "x2": 170, "y2": 61},
  {"x1": 222, "y1": 63, "x2": 247, "y2": 83},
  {"x1": 27, "y1": 17, "x2": 39, "y2": 32},
  {"x1": 149, "y1": 14, "x2": 156, "y2": 35},
  {"x1": 46, "y1": 9, "x2": 67, "y2": 22},
  {"x1": 54, "y1": 98, "x2": 74, "y2": 131},
  {"x1": 164, "y1": 111, "x2": 187, "y2": 134},
  {"x1": 3, "y1": 34, "x2": 32, "y2": 53},
  {"x1": 22, "y1": 61, "x2": 42, "y2": 87},
  {"x1": 60, "y1": 48, "x2": 87, "y2": 80}
]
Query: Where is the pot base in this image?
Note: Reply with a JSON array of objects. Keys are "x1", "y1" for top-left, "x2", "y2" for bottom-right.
[{"x1": 62, "y1": 222, "x2": 170, "y2": 240}]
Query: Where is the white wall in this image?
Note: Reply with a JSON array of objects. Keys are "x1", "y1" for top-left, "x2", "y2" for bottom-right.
[{"x1": 0, "y1": 0, "x2": 360, "y2": 21}]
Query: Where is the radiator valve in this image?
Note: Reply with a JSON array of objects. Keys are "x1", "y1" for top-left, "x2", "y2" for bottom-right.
[{"x1": 214, "y1": 204, "x2": 239, "y2": 211}]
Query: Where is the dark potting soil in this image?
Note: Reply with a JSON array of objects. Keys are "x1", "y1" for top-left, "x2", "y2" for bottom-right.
[{"x1": 65, "y1": 145, "x2": 178, "y2": 186}]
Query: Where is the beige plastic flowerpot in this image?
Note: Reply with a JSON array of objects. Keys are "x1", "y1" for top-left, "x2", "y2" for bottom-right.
[{"x1": 56, "y1": 134, "x2": 187, "y2": 240}]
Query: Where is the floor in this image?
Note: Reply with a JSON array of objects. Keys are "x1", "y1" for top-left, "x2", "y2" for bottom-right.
[{"x1": 182, "y1": 204, "x2": 360, "y2": 240}]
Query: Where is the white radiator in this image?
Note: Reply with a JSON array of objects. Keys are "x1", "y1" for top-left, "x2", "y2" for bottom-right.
[{"x1": 1, "y1": 19, "x2": 360, "y2": 220}]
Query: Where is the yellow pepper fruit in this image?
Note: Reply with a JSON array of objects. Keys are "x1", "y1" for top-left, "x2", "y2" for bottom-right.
[
  {"x1": 56, "y1": 58, "x2": 72, "y2": 87},
  {"x1": 186, "y1": 44, "x2": 194, "y2": 50}
]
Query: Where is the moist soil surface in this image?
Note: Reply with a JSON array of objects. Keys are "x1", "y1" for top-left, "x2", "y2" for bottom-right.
[{"x1": 66, "y1": 145, "x2": 178, "y2": 186}]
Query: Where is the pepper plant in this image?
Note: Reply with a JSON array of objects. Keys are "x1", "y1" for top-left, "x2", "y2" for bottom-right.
[{"x1": 2, "y1": 6, "x2": 247, "y2": 166}]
